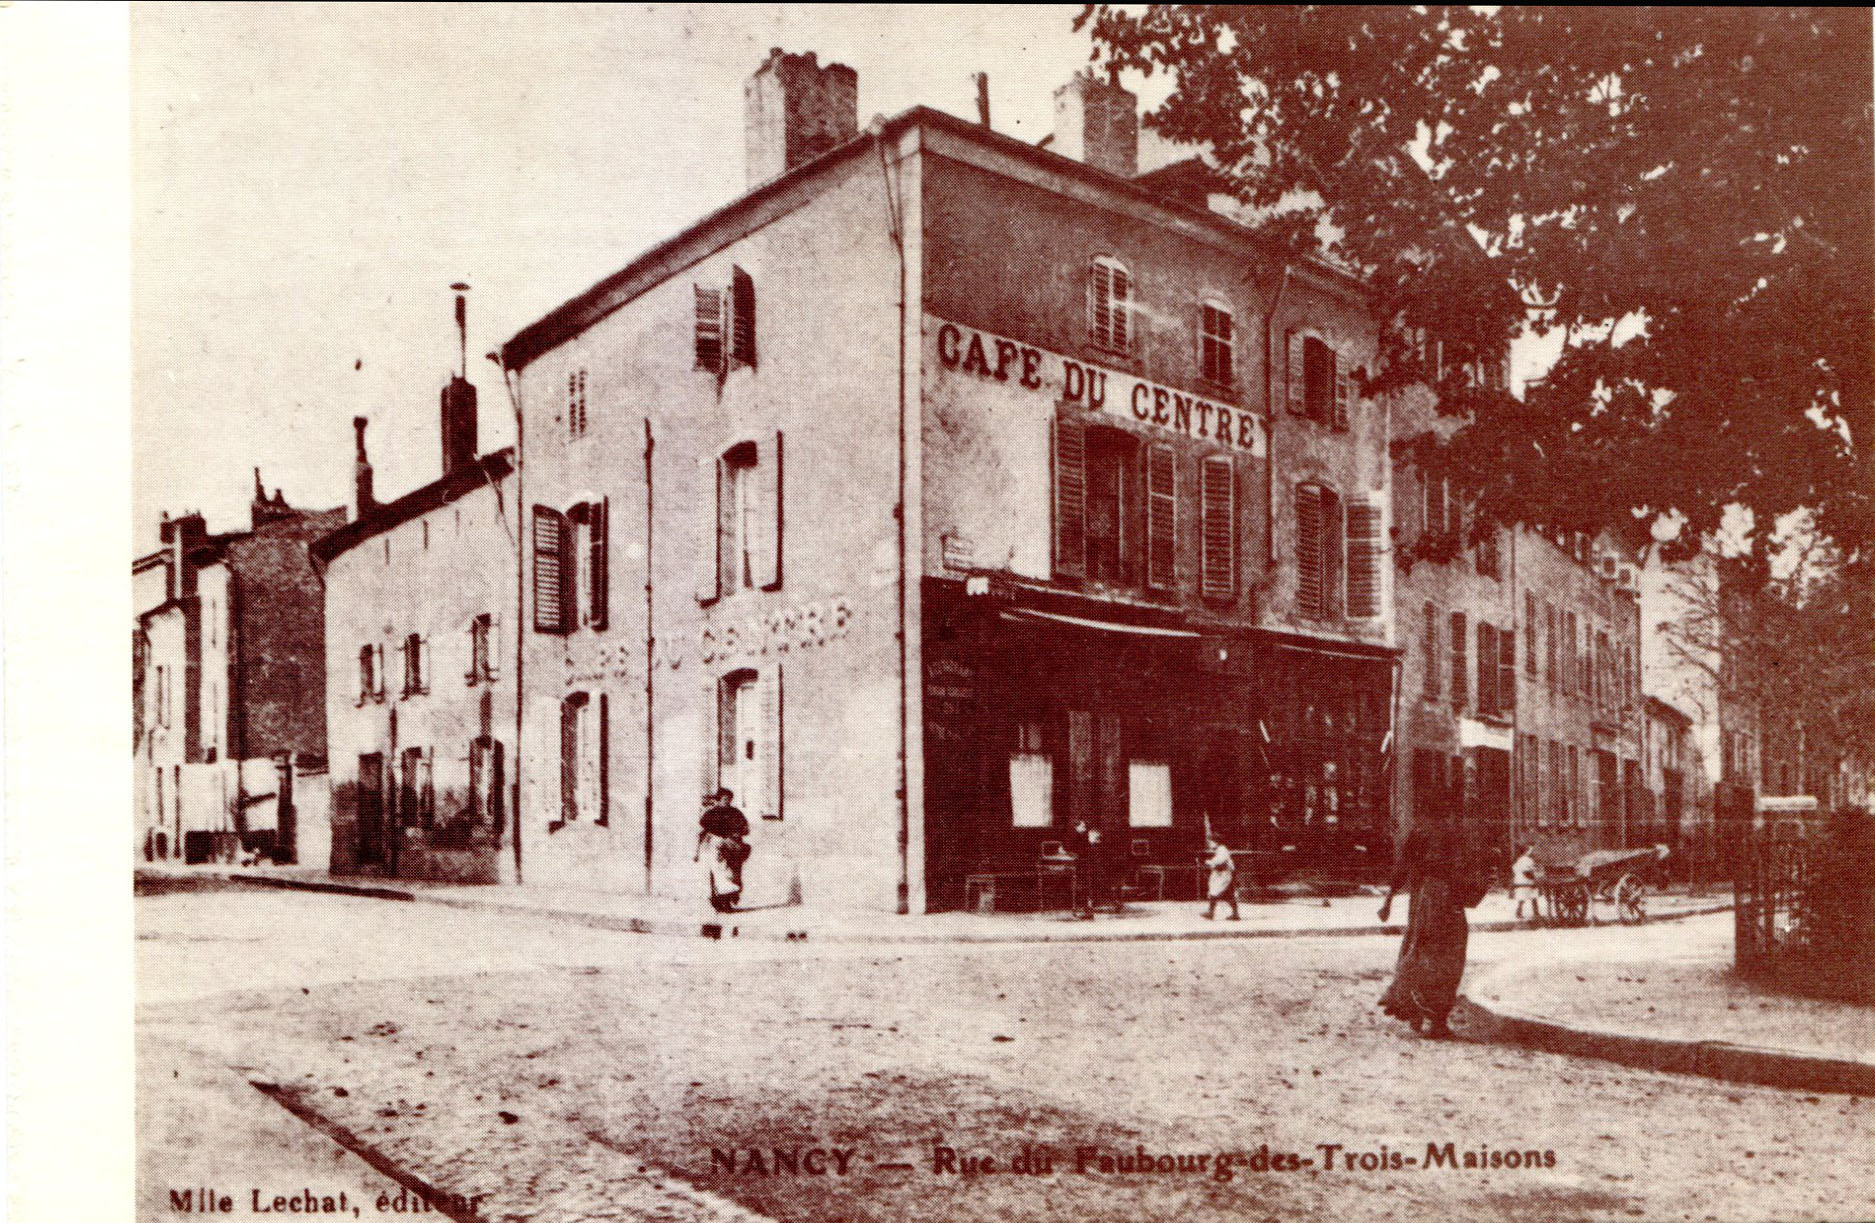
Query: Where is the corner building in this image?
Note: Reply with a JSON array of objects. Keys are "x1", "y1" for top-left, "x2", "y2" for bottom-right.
[{"x1": 502, "y1": 53, "x2": 1397, "y2": 912}]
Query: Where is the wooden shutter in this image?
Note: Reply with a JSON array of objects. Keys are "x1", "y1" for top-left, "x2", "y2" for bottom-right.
[
  {"x1": 1286, "y1": 331, "x2": 1307, "y2": 415},
  {"x1": 1322, "y1": 487, "x2": 1343, "y2": 618},
  {"x1": 1295, "y1": 483, "x2": 1323, "y2": 618},
  {"x1": 730, "y1": 266, "x2": 756, "y2": 368},
  {"x1": 761, "y1": 665, "x2": 784, "y2": 821},
  {"x1": 419, "y1": 636, "x2": 432, "y2": 693},
  {"x1": 485, "y1": 614, "x2": 501, "y2": 681},
  {"x1": 597, "y1": 693, "x2": 610, "y2": 826},
  {"x1": 374, "y1": 644, "x2": 387, "y2": 697},
  {"x1": 1332, "y1": 351, "x2": 1351, "y2": 431},
  {"x1": 1052, "y1": 416, "x2": 1087, "y2": 579},
  {"x1": 1145, "y1": 443, "x2": 1176, "y2": 591},
  {"x1": 533, "y1": 505, "x2": 569, "y2": 633},
  {"x1": 1500, "y1": 628, "x2": 1518, "y2": 714},
  {"x1": 1478, "y1": 623, "x2": 1498, "y2": 715},
  {"x1": 1200, "y1": 454, "x2": 1236, "y2": 601},
  {"x1": 756, "y1": 431, "x2": 783, "y2": 590},
  {"x1": 560, "y1": 697, "x2": 579, "y2": 822},
  {"x1": 590, "y1": 498, "x2": 610, "y2": 630},
  {"x1": 699, "y1": 672, "x2": 718, "y2": 801},
  {"x1": 695, "y1": 454, "x2": 720, "y2": 604},
  {"x1": 1450, "y1": 612, "x2": 1467, "y2": 710},
  {"x1": 1346, "y1": 497, "x2": 1382, "y2": 618},
  {"x1": 1110, "y1": 264, "x2": 1129, "y2": 351},
  {"x1": 694, "y1": 286, "x2": 725, "y2": 373}
]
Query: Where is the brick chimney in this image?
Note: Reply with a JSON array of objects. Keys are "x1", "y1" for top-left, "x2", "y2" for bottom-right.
[
  {"x1": 441, "y1": 376, "x2": 478, "y2": 477},
  {"x1": 353, "y1": 416, "x2": 376, "y2": 520},
  {"x1": 745, "y1": 48, "x2": 858, "y2": 188},
  {"x1": 1053, "y1": 70, "x2": 1138, "y2": 178},
  {"x1": 160, "y1": 511, "x2": 207, "y2": 599}
]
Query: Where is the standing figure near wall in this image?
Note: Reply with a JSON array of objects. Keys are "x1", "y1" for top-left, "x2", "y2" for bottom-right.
[
  {"x1": 1376, "y1": 802, "x2": 1485, "y2": 1038},
  {"x1": 697, "y1": 788, "x2": 751, "y2": 913}
]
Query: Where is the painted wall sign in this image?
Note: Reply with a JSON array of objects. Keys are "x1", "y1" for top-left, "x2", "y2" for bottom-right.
[
  {"x1": 661, "y1": 596, "x2": 856, "y2": 669},
  {"x1": 929, "y1": 317, "x2": 1267, "y2": 457}
]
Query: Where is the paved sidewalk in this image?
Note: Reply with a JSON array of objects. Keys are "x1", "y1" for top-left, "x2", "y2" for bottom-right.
[
  {"x1": 138, "y1": 863, "x2": 1732, "y2": 944},
  {"x1": 1462, "y1": 932, "x2": 1875, "y2": 1096}
]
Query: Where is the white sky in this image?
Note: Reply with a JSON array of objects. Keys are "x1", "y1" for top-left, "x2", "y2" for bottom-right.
[{"x1": 132, "y1": 3, "x2": 1156, "y2": 553}]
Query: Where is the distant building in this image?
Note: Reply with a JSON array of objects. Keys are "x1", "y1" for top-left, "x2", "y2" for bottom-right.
[
  {"x1": 134, "y1": 478, "x2": 342, "y2": 864},
  {"x1": 314, "y1": 309, "x2": 520, "y2": 884},
  {"x1": 495, "y1": 52, "x2": 1399, "y2": 912}
]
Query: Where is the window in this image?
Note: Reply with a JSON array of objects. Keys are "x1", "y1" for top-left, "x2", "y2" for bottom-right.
[
  {"x1": 1127, "y1": 760, "x2": 1174, "y2": 828},
  {"x1": 467, "y1": 613, "x2": 499, "y2": 684},
  {"x1": 566, "y1": 369, "x2": 588, "y2": 437},
  {"x1": 1563, "y1": 611, "x2": 1578, "y2": 694},
  {"x1": 1086, "y1": 428, "x2": 1140, "y2": 586},
  {"x1": 1087, "y1": 257, "x2": 1131, "y2": 352},
  {"x1": 1499, "y1": 628, "x2": 1517, "y2": 716},
  {"x1": 1296, "y1": 482, "x2": 1342, "y2": 620},
  {"x1": 1422, "y1": 474, "x2": 1452, "y2": 538},
  {"x1": 400, "y1": 746, "x2": 433, "y2": 829},
  {"x1": 1525, "y1": 594, "x2": 1538, "y2": 677},
  {"x1": 694, "y1": 269, "x2": 757, "y2": 374},
  {"x1": 1287, "y1": 333, "x2": 1350, "y2": 429},
  {"x1": 1346, "y1": 498, "x2": 1382, "y2": 619},
  {"x1": 1010, "y1": 720, "x2": 1054, "y2": 828},
  {"x1": 699, "y1": 435, "x2": 782, "y2": 603},
  {"x1": 1421, "y1": 603, "x2": 1440, "y2": 702},
  {"x1": 559, "y1": 692, "x2": 589, "y2": 824},
  {"x1": 533, "y1": 505, "x2": 574, "y2": 634},
  {"x1": 401, "y1": 633, "x2": 429, "y2": 697},
  {"x1": 1545, "y1": 604, "x2": 1558, "y2": 689},
  {"x1": 1199, "y1": 454, "x2": 1237, "y2": 602},
  {"x1": 1568, "y1": 746, "x2": 1581, "y2": 826},
  {"x1": 694, "y1": 286, "x2": 725, "y2": 372},
  {"x1": 1477, "y1": 623, "x2": 1499, "y2": 716},
  {"x1": 1450, "y1": 612, "x2": 1468, "y2": 711},
  {"x1": 469, "y1": 737, "x2": 505, "y2": 834},
  {"x1": 1579, "y1": 619, "x2": 1592, "y2": 697},
  {"x1": 1199, "y1": 302, "x2": 1233, "y2": 386},
  {"x1": 358, "y1": 644, "x2": 386, "y2": 704},
  {"x1": 1475, "y1": 525, "x2": 1500, "y2": 578},
  {"x1": 713, "y1": 667, "x2": 783, "y2": 821}
]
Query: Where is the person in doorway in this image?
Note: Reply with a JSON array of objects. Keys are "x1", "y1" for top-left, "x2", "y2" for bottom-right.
[
  {"x1": 1204, "y1": 838, "x2": 1240, "y2": 921},
  {"x1": 1068, "y1": 818, "x2": 1105, "y2": 919},
  {"x1": 695, "y1": 787, "x2": 750, "y2": 914},
  {"x1": 1377, "y1": 802, "x2": 1485, "y2": 1038},
  {"x1": 1511, "y1": 845, "x2": 1540, "y2": 921}
]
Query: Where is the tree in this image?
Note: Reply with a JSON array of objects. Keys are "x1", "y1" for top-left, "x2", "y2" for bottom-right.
[{"x1": 1081, "y1": 6, "x2": 1872, "y2": 565}]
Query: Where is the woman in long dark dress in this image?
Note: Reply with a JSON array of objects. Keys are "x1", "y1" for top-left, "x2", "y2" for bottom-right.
[{"x1": 1377, "y1": 807, "x2": 1478, "y2": 1038}]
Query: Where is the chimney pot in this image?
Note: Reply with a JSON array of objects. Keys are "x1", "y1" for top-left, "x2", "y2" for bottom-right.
[{"x1": 352, "y1": 417, "x2": 376, "y2": 520}]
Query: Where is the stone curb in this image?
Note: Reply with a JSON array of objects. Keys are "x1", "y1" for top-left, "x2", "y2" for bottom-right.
[
  {"x1": 1458, "y1": 982, "x2": 1875, "y2": 1097},
  {"x1": 202, "y1": 870, "x2": 1733, "y2": 946}
]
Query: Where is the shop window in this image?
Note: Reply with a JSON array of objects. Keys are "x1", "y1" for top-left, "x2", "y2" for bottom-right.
[
  {"x1": 1296, "y1": 482, "x2": 1342, "y2": 620},
  {"x1": 1087, "y1": 256, "x2": 1131, "y2": 352},
  {"x1": 698, "y1": 434, "x2": 782, "y2": 603},
  {"x1": 1199, "y1": 301, "x2": 1233, "y2": 386},
  {"x1": 1009, "y1": 721, "x2": 1054, "y2": 829},
  {"x1": 1127, "y1": 760, "x2": 1174, "y2": 828}
]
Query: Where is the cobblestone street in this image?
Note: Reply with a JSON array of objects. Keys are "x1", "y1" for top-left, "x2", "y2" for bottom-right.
[{"x1": 139, "y1": 889, "x2": 1875, "y2": 1223}]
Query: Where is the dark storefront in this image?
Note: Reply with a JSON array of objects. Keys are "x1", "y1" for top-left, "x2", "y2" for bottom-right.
[{"x1": 921, "y1": 580, "x2": 1396, "y2": 911}]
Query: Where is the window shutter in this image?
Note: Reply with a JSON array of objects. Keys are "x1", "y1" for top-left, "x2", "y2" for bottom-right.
[
  {"x1": 374, "y1": 644, "x2": 387, "y2": 697},
  {"x1": 694, "y1": 286, "x2": 725, "y2": 373},
  {"x1": 1500, "y1": 628, "x2": 1518, "y2": 714},
  {"x1": 597, "y1": 693, "x2": 610, "y2": 826},
  {"x1": 756, "y1": 431, "x2": 783, "y2": 590},
  {"x1": 1346, "y1": 497, "x2": 1382, "y2": 618},
  {"x1": 1145, "y1": 443, "x2": 1176, "y2": 591},
  {"x1": 1421, "y1": 603, "x2": 1440, "y2": 701},
  {"x1": 695, "y1": 455, "x2": 720, "y2": 604},
  {"x1": 1450, "y1": 612, "x2": 1467, "y2": 711},
  {"x1": 699, "y1": 672, "x2": 718, "y2": 800},
  {"x1": 533, "y1": 505, "x2": 569, "y2": 633},
  {"x1": 1052, "y1": 415, "x2": 1086, "y2": 579},
  {"x1": 560, "y1": 697, "x2": 579, "y2": 822},
  {"x1": 1322, "y1": 487, "x2": 1343, "y2": 618},
  {"x1": 1295, "y1": 483, "x2": 1323, "y2": 618},
  {"x1": 590, "y1": 498, "x2": 610, "y2": 630},
  {"x1": 486, "y1": 614, "x2": 501, "y2": 681},
  {"x1": 1332, "y1": 352, "x2": 1351, "y2": 431},
  {"x1": 730, "y1": 266, "x2": 756, "y2": 368},
  {"x1": 1111, "y1": 264, "x2": 1129, "y2": 351},
  {"x1": 762, "y1": 665, "x2": 784, "y2": 821},
  {"x1": 1478, "y1": 623, "x2": 1498, "y2": 715},
  {"x1": 420, "y1": 636, "x2": 432, "y2": 694},
  {"x1": 1286, "y1": 332, "x2": 1306, "y2": 415},
  {"x1": 1200, "y1": 455, "x2": 1236, "y2": 601}
]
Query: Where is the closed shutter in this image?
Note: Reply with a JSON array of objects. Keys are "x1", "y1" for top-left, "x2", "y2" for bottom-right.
[
  {"x1": 1500, "y1": 628, "x2": 1518, "y2": 714},
  {"x1": 694, "y1": 286, "x2": 725, "y2": 373},
  {"x1": 1346, "y1": 497, "x2": 1382, "y2": 618},
  {"x1": 1450, "y1": 613, "x2": 1468, "y2": 711},
  {"x1": 1145, "y1": 443, "x2": 1176, "y2": 591},
  {"x1": 1322, "y1": 487, "x2": 1343, "y2": 618},
  {"x1": 1478, "y1": 623, "x2": 1498, "y2": 715},
  {"x1": 489, "y1": 741, "x2": 506, "y2": 839},
  {"x1": 699, "y1": 672, "x2": 718, "y2": 802},
  {"x1": 590, "y1": 498, "x2": 610, "y2": 630},
  {"x1": 597, "y1": 693, "x2": 610, "y2": 826},
  {"x1": 374, "y1": 644, "x2": 387, "y2": 697},
  {"x1": 1052, "y1": 416, "x2": 1087, "y2": 579},
  {"x1": 1295, "y1": 483, "x2": 1323, "y2": 618},
  {"x1": 1286, "y1": 332, "x2": 1307, "y2": 415},
  {"x1": 1332, "y1": 351, "x2": 1351, "y2": 430},
  {"x1": 533, "y1": 506, "x2": 569, "y2": 633},
  {"x1": 730, "y1": 266, "x2": 756, "y2": 368},
  {"x1": 696, "y1": 454, "x2": 720, "y2": 604},
  {"x1": 756, "y1": 431, "x2": 783, "y2": 590},
  {"x1": 1200, "y1": 455, "x2": 1236, "y2": 602},
  {"x1": 761, "y1": 665, "x2": 783, "y2": 821},
  {"x1": 1110, "y1": 264, "x2": 1129, "y2": 351},
  {"x1": 560, "y1": 697, "x2": 579, "y2": 823}
]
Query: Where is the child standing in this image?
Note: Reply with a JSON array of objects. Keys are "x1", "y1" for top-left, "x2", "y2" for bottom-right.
[
  {"x1": 1511, "y1": 845, "x2": 1539, "y2": 921},
  {"x1": 1204, "y1": 839, "x2": 1240, "y2": 921}
]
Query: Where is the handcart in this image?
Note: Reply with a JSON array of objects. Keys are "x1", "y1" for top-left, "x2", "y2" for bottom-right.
[{"x1": 1536, "y1": 844, "x2": 1669, "y2": 926}]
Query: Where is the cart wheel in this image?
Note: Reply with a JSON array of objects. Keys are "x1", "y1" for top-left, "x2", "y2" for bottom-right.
[
  {"x1": 1561, "y1": 883, "x2": 1589, "y2": 925},
  {"x1": 1616, "y1": 874, "x2": 1646, "y2": 924}
]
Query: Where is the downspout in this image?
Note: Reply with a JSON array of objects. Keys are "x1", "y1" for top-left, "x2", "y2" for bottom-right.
[
  {"x1": 876, "y1": 124, "x2": 911, "y2": 915},
  {"x1": 1262, "y1": 269, "x2": 1293, "y2": 571},
  {"x1": 643, "y1": 417, "x2": 655, "y2": 892},
  {"x1": 494, "y1": 355, "x2": 526, "y2": 884},
  {"x1": 1508, "y1": 525, "x2": 1520, "y2": 861}
]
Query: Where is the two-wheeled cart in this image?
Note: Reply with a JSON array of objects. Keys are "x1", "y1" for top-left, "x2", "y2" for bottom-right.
[{"x1": 1536, "y1": 844, "x2": 1669, "y2": 926}]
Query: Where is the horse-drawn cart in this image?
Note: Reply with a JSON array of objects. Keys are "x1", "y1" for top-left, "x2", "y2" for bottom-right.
[{"x1": 1536, "y1": 844, "x2": 1669, "y2": 926}]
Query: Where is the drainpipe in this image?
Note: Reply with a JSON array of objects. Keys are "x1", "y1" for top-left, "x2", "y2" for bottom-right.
[
  {"x1": 875, "y1": 123, "x2": 911, "y2": 915},
  {"x1": 1261, "y1": 270, "x2": 1293, "y2": 571},
  {"x1": 492, "y1": 354, "x2": 527, "y2": 885},
  {"x1": 643, "y1": 416, "x2": 656, "y2": 891}
]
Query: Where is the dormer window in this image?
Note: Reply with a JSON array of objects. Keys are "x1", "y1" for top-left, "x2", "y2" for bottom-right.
[{"x1": 1087, "y1": 257, "x2": 1132, "y2": 352}]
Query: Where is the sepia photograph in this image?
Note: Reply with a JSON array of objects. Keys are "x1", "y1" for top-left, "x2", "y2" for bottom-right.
[{"x1": 54, "y1": 3, "x2": 1875, "y2": 1219}]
